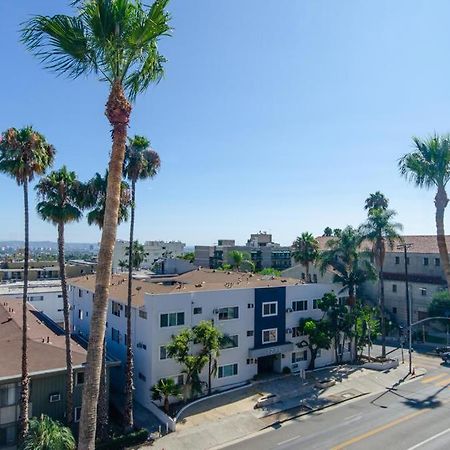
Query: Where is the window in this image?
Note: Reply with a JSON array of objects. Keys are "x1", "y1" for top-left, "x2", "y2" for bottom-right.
[
  {"x1": 406, "y1": 257, "x2": 410, "y2": 265},
  {"x1": 347, "y1": 342, "x2": 351, "y2": 352},
  {"x1": 160, "y1": 312, "x2": 185, "y2": 327},
  {"x1": 111, "y1": 327, "x2": 120, "y2": 343},
  {"x1": 0, "y1": 383, "x2": 18, "y2": 407},
  {"x1": 159, "y1": 346, "x2": 170, "y2": 360},
  {"x1": 313, "y1": 274, "x2": 318, "y2": 283},
  {"x1": 74, "y1": 406, "x2": 81, "y2": 423},
  {"x1": 395, "y1": 256, "x2": 400, "y2": 265},
  {"x1": 221, "y1": 335, "x2": 238, "y2": 349},
  {"x1": 139, "y1": 310, "x2": 147, "y2": 319},
  {"x1": 262, "y1": 302, "x2": 277, "y2": 317},
  {"x1": 0, "y1": 423, "x2": 16, "y2": 446},
  {"x1": 138, "y1": 372, "x2": 146, "y2": 382},
  {"x1": 218, "y1": 306, "x2": 239, "y2": 320},
  {"x1": 49, "y1": 393, "x2": 61, "y2": 403},
  {"x1": 218, "y1": 363, "x2": 238, "y2": 378},
  {"x1": 392, "y1": 284, "x2": 397, "y2": 293},
  {"x1": 58, "y1": 294, "x2": 63, "y2": 298},
  {"x1": 78, "y1": 309, "x2": 83, "y2": 320},
  {"x1": 193, "y1": 307, "x2": 202, "y2": 315},
  {"x1": 435, "y1": 258, "x2": 441, "y2": 267},
  {"x1": 247, "y1": 330, "x2": 254, "y2": 337},
  {"x1": 420, "y1": 288, "x2": 427, "y2": 297},
  {"x1": 28, "y1": 295, "x2": 44, "y2": 301},
  {"x1": 292, "y1": 350, "x2": 307, "y2": 363},
  {"x1": 78, "y1": 289, "x2": 82, "y2": 297},
  {"x1": 171, "y1": 374, "x2": 184, "y2": 386},
  {"x1": 313, "y1": 299, "x2": 320, "y2": 309},
  {"x1": 111, "y1": 301, "x2": 122, "y2": 317},
  {"x1": 423, "y1": 257, "x2": 429, "y2": 266},
  {"x1": 292, "y1": 300, "x2": 307, "y2": 311},
  {"x1": 292, "y1": 326, "x2": 301, "y2": 338},
  {"x1": 247, "y1": 303, "x2": 254, "y2": 309},
  {"x1": 393, "y1": 307, "x2": 397, "y2": 314},
  {"x1": 262, "y1": 328, "x2": 277, "y2": 344},
  {"x1": 75, "y1": 371, "x2": 85, "y2": 386}
]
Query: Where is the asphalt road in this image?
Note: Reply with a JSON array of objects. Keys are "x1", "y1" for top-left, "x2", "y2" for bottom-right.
[{"x1": 224, "y1": 351, "x2": 450, "y2": 450}]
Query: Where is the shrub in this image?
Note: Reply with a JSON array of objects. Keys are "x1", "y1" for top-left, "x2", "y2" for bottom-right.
[
  {"x1": 282, "y1": 366, "x2": 291, "y2": 374},
  {"x1": 96, "y1": 428, "x2": 149, "y2": 450}
]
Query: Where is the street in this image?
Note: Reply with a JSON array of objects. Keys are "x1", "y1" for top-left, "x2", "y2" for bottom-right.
[{"x1": 223, "y1": 351, "x2": 450, "y2": 450}]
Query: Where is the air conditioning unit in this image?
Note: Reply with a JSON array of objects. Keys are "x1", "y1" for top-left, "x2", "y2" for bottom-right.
[
  {"x1": 49, "y1": 393, "x2": 61, "y2": 403},
  {"x1": 286, "y1": 328, "x2": 292, "y2": 334},
  {"x1": 286, "y1": 307, "x2": 293, "y2": 313}
]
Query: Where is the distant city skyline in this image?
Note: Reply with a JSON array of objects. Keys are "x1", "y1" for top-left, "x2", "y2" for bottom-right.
[{"x1": 2, "y1": 1, "x2": 450, "y2": 245}]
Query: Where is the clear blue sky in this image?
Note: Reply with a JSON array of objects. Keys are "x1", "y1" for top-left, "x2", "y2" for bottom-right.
[{"x1": 1, "y1": 0, "x2": 450, "y2": 246}]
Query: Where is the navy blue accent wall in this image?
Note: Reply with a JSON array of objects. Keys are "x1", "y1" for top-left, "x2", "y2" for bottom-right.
[{"x1": 254, "y1": 287, "x2": 286, "y2": 348}]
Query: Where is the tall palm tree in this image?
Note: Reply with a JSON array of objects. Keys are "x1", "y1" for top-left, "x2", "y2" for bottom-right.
[
  {"x1": 360, "y1": 207, "x2": 403, "y2": 358},
  {"x1": 22, "y1": 2, "x2": 171, "y2": 446},
  {"x1": 35, "y1": 166, "x2": 84, "y2": 425},
  {"x1": 0, "y1": 127, "x2": 54, "y2": 438},
  {"x1": 292, "y1": 232, "x2": 319, "y2": 282},
  {"x1": 399, "y1": 135, "x2": 450, "y2": 290},
  {"x1": 122, "y1": 135, "x2": 160, "y2": 431},
  {"x1": 84, "y1": 170, "x2": 131, "y2": 440},
  {"x1": 364, "y1": 191, "x2": 389, "y2": 213}
]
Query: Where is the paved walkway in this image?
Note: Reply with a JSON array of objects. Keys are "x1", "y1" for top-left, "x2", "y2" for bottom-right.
[{"x1": 141, "y1": 362, "x2": 425, "y2": 450}]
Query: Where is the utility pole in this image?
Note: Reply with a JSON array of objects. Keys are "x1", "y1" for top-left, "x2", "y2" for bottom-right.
[{"x1": 397, "y1": 243, "x2": 413, "y2": 374}]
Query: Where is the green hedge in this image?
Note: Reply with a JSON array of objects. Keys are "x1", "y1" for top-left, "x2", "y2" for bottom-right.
[{"x1": 96, "y1": 428, "x2": 149, "y2": 450}]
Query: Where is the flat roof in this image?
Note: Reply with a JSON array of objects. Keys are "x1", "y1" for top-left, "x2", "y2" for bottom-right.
[
  {"x1": 69, "y1": 269, "x2": 306, "y2": 307},
  {"x1": 0, "y1": 297, "x2": 86, "y2": 379}
]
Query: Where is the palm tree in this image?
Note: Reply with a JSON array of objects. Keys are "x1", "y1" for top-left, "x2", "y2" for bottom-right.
[
  {"x1": 84, "y1": 171, "x2": 130, "y2": 229},
  {"x1": 364, "y1": 191, "x2": 389, "y2": 213},
  {"x1": 228, "y1": 250, "x2": 253, "y2": 271},
  {"x1": 22, "y1": 2, "x2": 171, "y2": 446},
  {"x1": 292, "y1": 232, "x2": 319, "y2": 282},
  {"x1": 360, "y1": 206, "x2": 403, "y2": 358},
  {"x1": 22, "y1": 415, "x2": 75, "y2": 450},
  {"x1": 0, "y1": 126, "x2": 54, "y2": 438},
  {"x1": 122, "y1": 136, "x2": 160, "y2": 429},
  {"x1": 323, "y1": 227, "x2": 333, "y2": 237},
  {"x1": 84, "y1": 171, "x2": 131, "y2": 440},
  {"x1": 319, "y1": 226, "x2": 376, "y2": 305},
  {"x1": 118, "y1": 259, "x2": 128, "y2": 272},
  {"x1": 35, "y1": 166, "x2": 84, "y2": 425},
  {"x1": 399, "y1": 135, "x2": 450, "y2": 290},
  {"x1": 193, "y1": 321, "x2": 223, "y2": 396},
  {"x1": 151, "y1": 378, "x2": 182, "y2": 414}
]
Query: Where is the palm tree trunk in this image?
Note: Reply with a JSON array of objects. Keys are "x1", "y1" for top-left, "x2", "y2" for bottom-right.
[
  {"x1": 435, "y1": 186, "x2": 450, "y2": 290},
  {"x1": 380, "y1": 265, "x2": 386, "y2": 358},
  {"x1": 19, "y1": 180, "x2": 30, "y2": 440},
  {"x1": 305, "y1": 263, "x2": 310, "y2": 283},
  {"x1": 208, "y1": 356, "x2": 212, "y2": 396},
  {"x1": 124, "y1": 180, "x2": 136, "y2": 431},
  {"x1": 96, "y1": 341, "x2": 108, "y2": 441},
  {"x1": 58, "y1": 222, "x2": 73, "y2": 425},
  {"x1": 78, "y1": 80, "x2": 132, "y2": 450}
]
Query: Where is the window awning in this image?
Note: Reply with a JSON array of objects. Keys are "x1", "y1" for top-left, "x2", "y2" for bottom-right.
[{"x1": 248, "y1": 342, "x2": 294, "y2": 358}]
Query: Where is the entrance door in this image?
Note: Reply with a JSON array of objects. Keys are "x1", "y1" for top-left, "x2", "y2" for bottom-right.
[{"x1": 257, "y1": 355, "x2": 276, "y2": 374}]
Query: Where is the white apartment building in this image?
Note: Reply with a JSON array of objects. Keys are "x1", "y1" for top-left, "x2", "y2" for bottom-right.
[
  {"x1": 112, "y1": 239, "x2": 186, "y2": 273},
  {"x1": 68, "y1": 269, "x2": 349, "y2": 414},
  {"x1": 0, "y1": 280, "x2": 64, "y2": 325}
]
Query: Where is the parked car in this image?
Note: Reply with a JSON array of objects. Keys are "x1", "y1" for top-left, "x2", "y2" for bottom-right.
[
  {"x1": 435, "y1": 346, "x2": 450, "y2": 355},
  {"x1": 254, "y1": 394, "x2": 279, "y2": 409},
  {"x1": 440, "y1": 352, "x2": 450, "y2": 364}
]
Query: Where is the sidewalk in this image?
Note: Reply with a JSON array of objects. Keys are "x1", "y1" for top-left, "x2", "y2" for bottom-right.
[{"x1": 141, "y1": 363, "x2": 425, "y2": 450}]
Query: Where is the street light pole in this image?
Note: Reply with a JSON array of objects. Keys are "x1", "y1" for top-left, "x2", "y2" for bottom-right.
[{"x1": 398, "y1": 243, "x2": 413, "y2": 374}]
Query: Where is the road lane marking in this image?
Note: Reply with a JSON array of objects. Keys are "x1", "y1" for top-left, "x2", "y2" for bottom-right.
[
  {"x1": 330, "y1": 409, "x2": 429, "y2": 450},
  {"x1": 434, "y1": 377, "x2": 450, "y2": 387},
  {"x1": 407, "y1": 427, "x2": 450, "y2": 449},
  {"x1": 277, "y1": 435, "x2": 301, "y2": 446},
  {"x1": 420, "y1": 373, "x2": 447, "y2": 384}
]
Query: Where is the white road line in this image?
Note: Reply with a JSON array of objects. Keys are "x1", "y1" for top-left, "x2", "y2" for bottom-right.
[
  {"x1": 277, "y1": 435, "x2": 301, "y2": 446},
  {"x1": 407, "y1": 427, "x2": 450, "y2": 450}
]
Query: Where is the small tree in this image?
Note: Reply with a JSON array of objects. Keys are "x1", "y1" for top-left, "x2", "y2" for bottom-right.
[
  {"x1": 228, "y1": 250, "x2": 253, "y2": 271},
  {"x1": 21, "y1": 415, "x2": 75, "y2": 450},
  {"x1": 298, "y1": 318, "x2": 332, "y2": 370},
  {"x1": 428, "y1": 291, "x2": 450, "y2": 323},
  {"x1": 193, "y1": 321, "x2": 223, "y2": 395},
  {"x1": 151, "y1": 378, "x2": 182, "y2": 414},
  {"x1": 354, "y1": 304, "x2": 380, "y2": 358},
  {"x1": 323, "y1": 227, "x2": 333, "y2": 237}
]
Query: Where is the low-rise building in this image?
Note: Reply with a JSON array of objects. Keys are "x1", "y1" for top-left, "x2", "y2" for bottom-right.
[
  {"x1": 112, "y1": 240, "x2": 186, "y2": 273},
  {"x1": 0, "y1": 298, "x2": 88, "y2": 449},
  {"x1": 68, "y1": 269, "x2": 349, "y2": 415},
  {"x1": 195, "y1": 232, "x2": 292, "y2": 271}
]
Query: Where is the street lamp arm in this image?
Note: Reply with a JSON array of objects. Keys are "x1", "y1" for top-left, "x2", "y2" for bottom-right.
[{"x1": 409, "y1": 316, "x2": 450, "y2": 329}]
